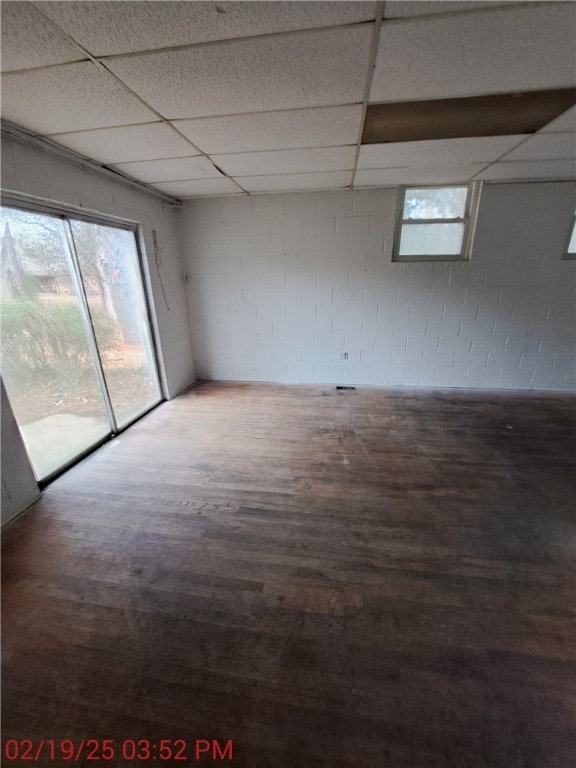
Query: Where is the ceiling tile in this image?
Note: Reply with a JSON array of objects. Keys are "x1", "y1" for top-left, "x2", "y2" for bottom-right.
[
  {"x1": 541, "y1": 106, "x2": 576, "y2": 134},
  {"x1": 1, "y1": 61, "x2": 156, "y2": 134},
  {"x1": 173, "y1": 105, "x2": 363, "y2": 154},
  {"x1": 1, "y1": 1, "x2": 86, "y2": 72},
  {"x1": 152, "y1": 178, "x2": 243, "y2": 197},
  {"x1": 476, "y1": 160, "x2": 576, "y2": 181},
  {"x1": 371, "y1": 5, "x2": 576, "y2": 103},
  {"x1": 358, "y1": 136, "x2": 527, "y2": 169},
  {"x1": 237, "y1": 171, "x2": 351, "y2": 193},
  {"x1": 354, "y1": 166, "x2": 487, "y2": 187},
  {"x1": 113, "y1": 156, "x2": 222, "y2": 183},
  {"x1": 40, "y1": 1, "x2": 375, "y2": 57},
  {"x1": 49, "y1": 123, "x2": 196, "y2": 164},
  {"x1": 502, "y1": 133, "x2": 576, "y2": 162},
  {"x1": 212, "y1": 146, "x2": 355, "y2": 177},
  {"x1": 384, "y1": 2, "x2": 508, "y2": 18},
  {"x1": 106, "y1": 26, "x2": 372, "y2": 119}
]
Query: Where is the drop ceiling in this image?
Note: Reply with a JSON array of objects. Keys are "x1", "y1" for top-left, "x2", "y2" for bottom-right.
[{"x1": 1, "y1": 0, "x2": 575, "y2": 200}]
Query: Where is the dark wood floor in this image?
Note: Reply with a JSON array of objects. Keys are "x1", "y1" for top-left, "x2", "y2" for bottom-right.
[{"x1": 2, "y1": 383, "x2": 576, "y2": 768}]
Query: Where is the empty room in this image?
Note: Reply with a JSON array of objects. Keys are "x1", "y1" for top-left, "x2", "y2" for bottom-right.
[{"x1": 1, "y1": 1, "x2": 575, "y2": 766}]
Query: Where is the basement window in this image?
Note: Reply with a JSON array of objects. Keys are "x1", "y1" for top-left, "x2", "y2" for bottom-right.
[
  {"x1": 564, "y1": 213, "x2": 576, "y2": 260},
  {"x1": 392, "y1": 183, "x2": 481, "y2": 262}
]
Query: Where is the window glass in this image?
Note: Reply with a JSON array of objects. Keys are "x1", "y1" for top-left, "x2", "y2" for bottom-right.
[
  {"x1": 399, "y1": 222, "x2": 465, "y2": 256},
  {"x1": 394, "y1": 183, "x2": 479, "y2": 262},
  {"x1": 0, "y1": 204, "x2": 162, "y2": 480},
  {"x1": 403, "y1": 187, "x2": 468, "y2": 220},
  {"x1": 71, "y1": 221, "x2": 162, "y2": 430},
  {"x1": 0, "y1": 207, "x2": 110, "y2": 479},
  {"x1": 567, "y1": 219, "x2": 576, "y2": 255}
]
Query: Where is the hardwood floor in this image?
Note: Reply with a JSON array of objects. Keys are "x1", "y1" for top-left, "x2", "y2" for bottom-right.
[{"x1": 2, "y1": 382, "x2": 575, "y2": 767}]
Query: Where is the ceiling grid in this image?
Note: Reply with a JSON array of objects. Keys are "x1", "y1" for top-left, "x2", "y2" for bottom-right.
[{"x1": 1, "y1": 0, "x2": 574, "y2": 199}]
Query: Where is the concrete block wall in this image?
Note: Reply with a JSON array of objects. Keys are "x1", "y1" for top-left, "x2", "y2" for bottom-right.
[{"x1": 181, "y1": 181, "x2": 575, "y2": 391}]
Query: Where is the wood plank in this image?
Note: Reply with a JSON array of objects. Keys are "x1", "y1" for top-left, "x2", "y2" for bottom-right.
[{"x1": 2, "y1": 383, "x2": 575, "y2": 767}]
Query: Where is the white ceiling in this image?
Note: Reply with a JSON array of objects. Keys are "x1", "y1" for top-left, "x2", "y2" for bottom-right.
[
  {"x1": 357, "y1": 136, "x2": 529, "y2": 169},
  {"x1": 48, "y1": 123, "x2": 197, "y2": 164},
  {"x1": 371, "y1": 4, "x2": 576, "y2": 102},
  {"x1": 1, "y1": 0, "x2": 575, "y2": 199},
  {"x1": 173, "y1": 105, "x2": 363, "y2": 154}
]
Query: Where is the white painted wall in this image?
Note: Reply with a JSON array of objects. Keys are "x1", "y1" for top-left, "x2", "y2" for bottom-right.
[
  {"x1": 181, "y1": 182, "x2": 576, "y2": 391},
  {"x1": 1, "y1": 380, "x2": 40, "y2": 526},
  {"x1": 1, "y1": 137, "x2": 196, "y2": 398}
]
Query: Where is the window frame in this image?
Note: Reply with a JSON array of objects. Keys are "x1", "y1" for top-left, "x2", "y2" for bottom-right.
[
  {"x1": 392, "y1": 181, "x2": 482, "y2": 263},
  {"x1": 563, "y1": 211, "x2": 576, "y2": 260}
]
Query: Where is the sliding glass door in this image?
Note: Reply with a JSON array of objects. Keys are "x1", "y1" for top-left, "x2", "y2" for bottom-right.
[
  {"x1": 0, "y1": 205, "x2": 161, "y2": 481},
  {"x1": 70, "y1": 220, "x2": 161, "y2": 429}
]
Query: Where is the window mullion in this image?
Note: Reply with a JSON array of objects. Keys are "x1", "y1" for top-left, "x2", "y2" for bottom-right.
[{"x1": 401, "y1": 217, "x2": 467, "y2": 225}]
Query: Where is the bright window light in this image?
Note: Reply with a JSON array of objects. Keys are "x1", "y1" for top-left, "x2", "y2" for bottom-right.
[
  {"x1": 393, "y1": 183, "x2": 481, "y2": 262},
  {"x1": 564, "y1": 214, "x2": 576, "y2": 260}
]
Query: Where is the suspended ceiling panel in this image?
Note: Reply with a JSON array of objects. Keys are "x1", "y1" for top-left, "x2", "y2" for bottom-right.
[
  {"x1": 173, "y1": 105, "x2": 363, "y2": 155},
  {"x1": 502, "y1": 133, "x2": 576, "y2": 162},
  {"x1": 49, "y1": 123, "x2": 197, "y2": 164},
  {"x1": 0, "y1": 0, "x2": 574, "y2": 199},
  {"x1": 152, "y1": 178, "x2": 242, "y2": 197},
  {"x1": 105, "y1": 26, "x2": 373, "y2": 119},
  {"x1": 371, "y1": 4, "x2": 576, "y2": 103},
  {"x1": 540, "y1": 106, "x2": 576, "y2": 134},
  {"x1": 212, "y1": 146, "x2": 355, "y2": 177},
  {"x1": 113, "y1": 156, "x2": 224, "y2": 184},
  {"x1": 1, "y1": 1, "x2": 85, "y2": 72},
  {"x1": 384, "y1": 1, "x2": 511, "y2": 18},
  {"x1": 358, "y1": 136, "x2": 528, "y2": 170},
  {"x1": 38, "y1": 1, "x2": 375, "y2": 56},
  {"x1": 237, "y1": 171, "x2": 352, "y2": 193},
  {"x1": 355, "y1": 165, "x2": 488, "y2": 187},
  {"x1": 476, "y1": 160, "x2": 576, "y2": 181},
  {"x1": 1, "y1": 62, "x2": 156, "y2": 134}
]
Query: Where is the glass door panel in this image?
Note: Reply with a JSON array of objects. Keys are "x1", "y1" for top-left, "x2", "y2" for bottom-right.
[
  {"x1": 0, "y1": 207, "x2": 111, "y2": 480},
  {"x1": 70, "y1": 221, "x2": 161, "y2": 429}
]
